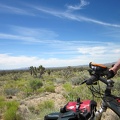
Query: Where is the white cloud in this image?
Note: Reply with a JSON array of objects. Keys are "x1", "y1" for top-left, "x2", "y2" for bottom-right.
[
  {"x1": 0, "y1": 54, "x2": 37, "y2": 69},
  {"x1": 0, "y1": 46, "x2": 119, "y2": 70},
  {"x1": 78, "y1": 46, "x2": 106, "y2": 55},
  {"x1": 112, "y1": 49, "x2": 120, "y2": 53},
  {"x1": 0, "y1": 54, "x2": 90, "y2": 69},
  {"x1": 78, "y1": 45, "x2": 120, "y2": 56},
  {"x1": 66, "y1": 0, "x2": 89, "y2": 11}
]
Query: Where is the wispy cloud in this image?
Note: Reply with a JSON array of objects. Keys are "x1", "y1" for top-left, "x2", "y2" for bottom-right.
[
  {"x1": 33, "y1": 6, "x2": 120, "y2": 28},
  {"x1": 1, "y1": 2, "x2": 120, "y2": 28},
  {"x1": 0, "y1": 3, "x2": 35, "y2": 16},
  {"x1": 66, "y1": 0, "x2": 89, "y2": 11},
  {"x1": 11, "y1": 26, "x2": 59, "y2": 39},
  {"x1": 0, "y1": 33, "x2": 40, "y2": 43},
  {"x1": 0, "y1": 26, "x2": 59, "y2": 43},
  {"x1": 101, "y1": 28, "x2": 120, "y2": 39}
]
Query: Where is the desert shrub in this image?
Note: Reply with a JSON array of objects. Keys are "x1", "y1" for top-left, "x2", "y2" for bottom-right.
[
  {"x1": 0, "y1": 98, "x2": 20, "y2": 120},
  {"x1": 70, "y1": 77, "x2": 81, "y2": 85},
  {"x1": 37, "y1": 85, "x2": 55, "y2": 93},
  {"x1": 0, "y1": 96, "x2": 5, "y2": 103},
  {"x1": 3, "y1": 101, "x2": 19, "y2": 120},
  {"x1": 61, "y1": 68, "x2": 74, "y2": 80},
  {"x1": 37, "y1": 100, "x2": 57, "y2": 120},
  {"x1": 63, "y1": 82, "x2": 93, "y2": 101},
  {"x1": 0, "y1": 73, "x2": 11, "y2": 81},
  {"x1": 0, "y1": 96, "x2": 5, "y2": 113},
  {"x1": 37, "y1": 81, "x2": 55, "y2": 93},
  {"x1": 4, "y1": 79, "x2": 19, "y2": 90},
  {"x1": 78, "y1": 70, "x2": 90, "y2": 79},
  {"x1": 112, "y1": 77, "x2": 120, "y2": 96},
  {"x1": 69, "y1": 70, "x2": 90, "y2": 85},
  {"x1": 55, "y1": 78, "x2": 65, "y2": 84},
  {"x1": 44, "y1": 76, "x2": 56, "y2": 82},
  {"x1": 44, "y1": 85, "x2": 55, "y2": 92},
  {"x1": 29, "y1": 100, "x2": 55, "y2": 116},
  {"x1": 36, "y1": 87, "x2": 45, "y2": 93},
  {"x1": 63, "y1": 82, "x2": 72, "y2": 92},
  {"x1": 63, "y1": 82, "x2": 79, "y2": 101},
  {"x1": 38, "y1": 100, "x2": 54, "y2": 110},
  {"x1": 4, "y1": 88, "x2": 19, "y2": 96},
  {"x1": 30, "y1": 79, "x2": 43, "y2": 91},
  {"x1": 44, "y1": 81, "x2": 55, "y2": 92},
  {"x1": 12, "y1": 73, "x2": 21, "y2": 81}
]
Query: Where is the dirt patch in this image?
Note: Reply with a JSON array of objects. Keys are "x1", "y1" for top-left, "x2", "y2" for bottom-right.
[{"x1": 21, "y1": 84, "x2": 66, "y2": 109}]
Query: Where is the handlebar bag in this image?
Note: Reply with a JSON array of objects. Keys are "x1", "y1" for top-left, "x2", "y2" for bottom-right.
[
  {"x1": 44, "y1": 100, "x2": 97, "y2": 120},
  {"x1": 63, "y1": 100, "x2": 97, "y2": 119}
]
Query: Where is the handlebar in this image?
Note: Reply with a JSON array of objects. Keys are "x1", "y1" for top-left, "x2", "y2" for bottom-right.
[
  {"x1": 80, "y1": 62, "x2": 114, "y2": 87},
  {"x1": 80, "y1": 62, "x2": 115, "y2": 98},
  {"x1": 85, "y1": 75, "x2": 98, "y2": 85},
  {"x1": 85, "y1": 75, "x2": 108, "y2": 85}
]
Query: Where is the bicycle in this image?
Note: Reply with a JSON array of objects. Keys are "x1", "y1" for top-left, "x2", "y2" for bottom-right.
[{"x1": 44, "y1": 62, "x2": 120, "y2": 120}]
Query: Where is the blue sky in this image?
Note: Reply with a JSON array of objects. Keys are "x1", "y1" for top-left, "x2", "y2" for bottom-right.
[{"x1": 0, "y1": 0, "x2": 120, "y2": 69}]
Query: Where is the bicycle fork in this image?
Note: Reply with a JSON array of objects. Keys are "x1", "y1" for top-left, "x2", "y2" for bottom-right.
[{"x1": 93, "y1": 102, "x2": 107, "y2": 120}]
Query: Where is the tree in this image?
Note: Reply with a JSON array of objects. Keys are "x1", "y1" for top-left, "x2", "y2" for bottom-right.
[
  {"x1": 30, "y1": 66, "x2": 34, "y2": 75},
  {"x1": 38, "y1": 65, "x2": 45, "y2": 78},
  {"x1": 29, "y1": 66, "x2": 37, "y2": 77}
]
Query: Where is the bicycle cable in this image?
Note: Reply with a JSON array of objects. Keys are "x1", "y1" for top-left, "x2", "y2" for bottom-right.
[{"x1": 87, "y1": 82, "x2": 104, "y2": 100}]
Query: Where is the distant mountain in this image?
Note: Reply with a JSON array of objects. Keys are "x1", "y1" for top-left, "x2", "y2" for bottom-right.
[{"x1": 0, "y1": 62, "x2": 115, "y2": 71}]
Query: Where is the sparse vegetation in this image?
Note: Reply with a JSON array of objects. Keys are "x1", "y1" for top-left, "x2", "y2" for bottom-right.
[{"x1": 0, "y1": 65, "x2": 119, "y2": 120}]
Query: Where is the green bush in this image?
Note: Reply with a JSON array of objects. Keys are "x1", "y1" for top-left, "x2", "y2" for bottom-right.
[
  {"x1": 0, "y1": 96, "x2": 5, "y2": 113},
  {"x1": 70, "y1": 77, "x2": 81, "y2": 85},
  {"x1": 29, "y1": 100, "x2": 55, "y2": 116},
  {"x1": 63, "y1": 82, "x2": 93, "y2": 101},
  {"x1": 44, "y1": 85, "x2": 55, "y2": 92},
  {"x1": 30, "y1": 79, "x2": 43, "y2": 91},
  {"x1": 38, "y1": 100, "x2": 57, "y2": 120},
  {"x1": 63, "y1": 82, "x2": 77, "y2": 101},
  {"x1": 3, "y1": 101, "x2": 19, "y2": 120},
  {"x1": 38, "y1": 100, "x2": 54, "y2": 110},
  {"x1": 37, "y1": 84, "x2": 55, "y2": 93},
  {"x1": 63, "y1": 82, "x2": 72, "y2": 91}
]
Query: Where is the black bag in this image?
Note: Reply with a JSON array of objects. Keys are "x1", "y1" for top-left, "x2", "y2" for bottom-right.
[{"x1": 44, "y1": 98, "x2": 97, "y2": 120}]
